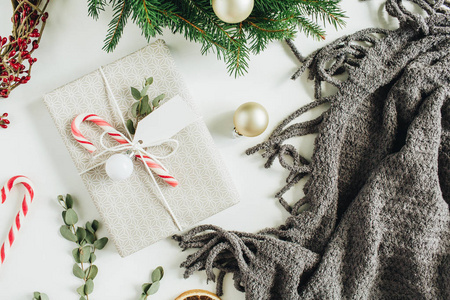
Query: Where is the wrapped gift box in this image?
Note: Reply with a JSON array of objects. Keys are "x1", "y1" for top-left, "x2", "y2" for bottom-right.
[{"x1": 44, "y1": 40, "x2": 240, "y2": 257}]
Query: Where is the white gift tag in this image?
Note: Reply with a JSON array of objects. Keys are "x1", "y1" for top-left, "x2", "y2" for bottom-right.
[{"x1": 132, "y1": 95, "x2": 199, "y2": 147}]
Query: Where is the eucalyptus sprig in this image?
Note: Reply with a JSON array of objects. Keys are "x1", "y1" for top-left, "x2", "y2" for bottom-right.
[
  {"x1": 33, "y1": 292, "x2": 49, "y2": 300},
  {"x1": 139, "y1": 266, "x2": 164, "y2": 300},
  {"x1": 126, "y1": 77, "x2": 165, "y2": 135},
  {"x1": 57, "y1": 194, "x2": 109, "y2": 300}
]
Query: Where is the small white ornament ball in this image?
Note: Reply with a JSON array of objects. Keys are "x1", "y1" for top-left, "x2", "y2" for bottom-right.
[
  {"x1": 212, "y1": 0, "x2": 254, "y2": 24},
  {"x1": 105, "y1": 154, "x2": 134, "y2": 181},
  {"x1": 233, "y1": 102, "x2": 269, "y2": 137}
]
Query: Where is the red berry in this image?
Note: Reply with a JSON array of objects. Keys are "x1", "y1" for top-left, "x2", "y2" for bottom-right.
[
  {"x1": 1, "y1": 124, "x2": 7, "y2": 129},
  {"x1": 2, "y1": 113, "x2": 8, "y2": 117},
  {"x1": 3, "y1": 119, "x2": 10, "y2": 124}
]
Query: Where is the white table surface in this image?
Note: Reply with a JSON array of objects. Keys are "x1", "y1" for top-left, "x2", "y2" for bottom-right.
[{"x1": 0, "y1": 1, "x2": 398, "y2": 299}]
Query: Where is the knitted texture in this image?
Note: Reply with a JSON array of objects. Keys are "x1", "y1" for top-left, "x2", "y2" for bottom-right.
[{"x1": 175, "y1": 0, "x2": 450, "y2": 298}]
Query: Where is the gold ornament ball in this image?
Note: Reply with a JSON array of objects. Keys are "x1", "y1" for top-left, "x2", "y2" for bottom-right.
[
  {"x1": 212, "y1": 0, "x2": 254, "y2": 24},
  {"x1": 233, "y1": 102, "x2": 269, "y2": 137}
]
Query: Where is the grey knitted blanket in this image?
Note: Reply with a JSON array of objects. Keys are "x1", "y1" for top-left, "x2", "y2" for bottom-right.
[{"x1": 175, "y1": 0, "x2": 450, "y2": 299}]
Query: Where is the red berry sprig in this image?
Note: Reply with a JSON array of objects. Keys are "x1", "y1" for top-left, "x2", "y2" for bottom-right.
[
  {"x1": 0, "y1": 0, "x2": 50, "y2": 98},
  {"x1": 0, "y1": 113, "x2": 10, "y2": 129}
]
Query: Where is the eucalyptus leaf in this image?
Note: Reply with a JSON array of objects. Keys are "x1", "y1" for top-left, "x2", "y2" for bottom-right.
[
  {"x1": 92, "y1": 220, "x2": 99, "y2": 231},
  {"x1": 140, "y1": 95, "x2": 150, "y2": 115},
  {"x1": 64, "y1": 208, "x2": 78, "y2": 225},
  {"x1": 142, "y1": 283, "x2": 152, "y2": 294},
  {"x1": 73, "y1": 264, "x2": 85, "y2": 279},
  {"x1": 33, "y1": 292, "x2": 40, "y2": 299},
  {"x1": 80, "y1": 246, "x2": 91, "y2": 263},
  {"x1": 60, "y1": 226, "x2": 77, "y2": 242},
  {"x1": 65, "y1": 194, "x2": 74, "y2": 209},
  {"x1": 62, "y1": 211, "x2": 68, "y2": 226},
  {"x1": 85, "y1": 279, "x2": 94, "y2": 294},
  {"x1": 86, "y1": 265, "x2": 99, "y2": 280},
  {"x1": 85, "y1": 222, "x2": 94, "y2": 234},
  {"x1": 152, "y1": 94, "x2": 165, "y2": 108},
  {"x1": 146, "y1": 77, "x2": 153, "y2": 85},
  {"x1": 126, "y1": 119, "x2": 135, "y2": 135},
  {"x1": 94, "y1": 237, "x2": 108, "y2": 250},
  {"x1": 139, "y1": 293, "x2": 147, "y2": 300},
  {"x1": 57, "y1": 195, "x2": 66, "y2": 209},
  {"x1": 151, "y1": 266, "x2": 164, "y2": 282},
  {"x1": 79, "y1": 297, "x2": 86, "y2": 300},
  {"x1": 77, "y1": 285, "x2": 86, "y2": 296},
  {"x1": 85, "y1": 230, "x2": 96, "y2": 244},
  {"x1": 147, "y1": 280, "x2": 160, "y2": 295},
  {"x1": 131, "y1": 87, "x2": 141, "y2": 100},
  {"x1": 76, "y1": 228, "x2": 86, "y2": 243},
  {"x1": 131, "y1": 102, "x2": 139, "y2": 118},
  {"x1": 90, "y1": 253, "x2": 97, "y2": 263},
  {"x1": 140, "y1": 85, "x2": 150, "y2": 97},
  {"x1": 40, "y1": 294, "x2": 49, "y2": 300},
  {"x1": 72, "y1": 248, "x2": 81, "y2": 263}
]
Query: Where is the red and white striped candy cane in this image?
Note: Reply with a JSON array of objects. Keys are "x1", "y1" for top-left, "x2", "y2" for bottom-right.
[
  {"x1": 71, "y1": 113, "x2": 178, "y2": 187},
  {"x1": 0, "y1": 175, "x2": 35, "y2": 265}
]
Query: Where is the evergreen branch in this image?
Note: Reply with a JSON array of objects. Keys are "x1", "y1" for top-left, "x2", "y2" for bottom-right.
[
  {"x1": 87, "y1": 0, "x2": 106, "y2": 20},
  {"x1": 103, "y1": 0, "x2": 132, "y2": 52},
  {"x1": 87, "y1": 0, "x2": 346, "y2": 76}
]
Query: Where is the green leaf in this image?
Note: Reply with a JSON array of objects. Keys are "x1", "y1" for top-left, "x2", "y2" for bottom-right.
[
  {"x1": 73, "y1": 264, "x2": 85, "y2": 279},
  {"x1": 60, "y1": 226, "x2": 78, "y2": 242},
  {"x1": 64, "y1": 208, "x2": 78, "y2": 225},
  {"x1": 62, "y1": 211, "x2": 68, "y2": 226},
  {"x1": 139, "y1": 293, "x2": 147, "y2": 300},
  {"x1": 142, "y1": 283, "x2": 152, "y2": 294},
  {"x1": 146, "y1": 77, "x2": 153, "y2": 85},
  {"x1": 152, "y1": 94, "x2": 165, "y2": 108},
  {"x1": 94, "y1": 237, "x2": 108, "y2": 250},
  {"x1": 86, "y1": 265, "x2": 99, "y2": 280},
  {"x1": 92, "y1": 220, "x2": 99, "y2": 231},
  {"x1": 80, "y1": 246, "x2": 91, "y2": 263},
  {"x1": 90, "y1": 253, "x2": 97, "y2": 263},
  {"x1": 66, "y1": 194, "x2": 74, "y2": 208},
  {"x1": 131, "y1": 87, "x2": 141, "y2": 100},
  {"x1": 76, "y1": 228, "x2": 87, "y2": 243},
  {"x1": 57, "y1": 195, "x2": 66, "y2": 209},
  {"x1": 151, "y1": 266, "x2": 164, "y2": 282},
  {"x1": 85, "y1": 222, "x2": 94, "y2": 233},
  {"x1": 131, "y1": 102, "x2": 139, "y2": 118},
  {"x1": 85, "y1": 279, "x2": 94, "y2": 294},
  {"x1": 40, "y1": 294, "x2": 49, "y2": 300},
  {"x1": 140, "y1": 95, "x2": 150, "y2": 115},
  {"x1": 33, "y1": 292, "x2": 40, "y2": 299},
  {"x1": 140, "y1": 85, "x2": 150, "y2": 97},
  {"x1": 85, "y1": 230, "x2": 96, "y2": 244},
  {"x1": 147, "y1": 280, "x2": 160, "y2": 295},
  {"x1": 72, "y1": 248, "x2": 81, "y2": 263},
  {"x1": 126, "y1": 119, "x2": 135, "y2": 135},
  {"x1": 77, "y1": 285, "x2": 86, "y2": 296},
  {"x1": 79, "y1": 297, "x2": 86, "y2": 300}
]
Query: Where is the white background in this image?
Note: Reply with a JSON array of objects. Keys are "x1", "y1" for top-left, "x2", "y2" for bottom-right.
[{"x1": 0, "y1": 1, "x2": 397, "y2": 299}]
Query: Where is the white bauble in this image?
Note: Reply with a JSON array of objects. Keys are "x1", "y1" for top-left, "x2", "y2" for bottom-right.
[
  {"x1": 105, "y1": 154, "x2": 134, "y2": 181},
  {"x1": 212, "y1": 0, "x2": 254, "y2": 24}
]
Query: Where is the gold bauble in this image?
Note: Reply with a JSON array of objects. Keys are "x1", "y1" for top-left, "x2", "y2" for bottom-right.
[
  {"x1": 212, "y1": 0, "x2": 254, "y2": 24},
  {"x1": 233, "y1": 102, "x2": 269, "y2": 137}
]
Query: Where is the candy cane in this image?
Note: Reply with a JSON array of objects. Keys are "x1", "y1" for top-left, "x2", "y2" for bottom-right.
[
  {"x1": 0, "y1": 175, "x2": 35, "y2": 265},
  {"x1": 71, "y1": 113, "x2": 178, "y2": 187}
]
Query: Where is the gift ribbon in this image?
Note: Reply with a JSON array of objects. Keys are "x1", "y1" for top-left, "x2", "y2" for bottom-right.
[{"x1": 71, "y1": 67, "x2": 186, "y2": 231}]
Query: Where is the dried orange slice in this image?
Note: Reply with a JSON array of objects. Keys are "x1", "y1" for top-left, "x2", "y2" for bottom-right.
[{"x1": 175, "y1": 289, "x2": 221, "y2": 300}]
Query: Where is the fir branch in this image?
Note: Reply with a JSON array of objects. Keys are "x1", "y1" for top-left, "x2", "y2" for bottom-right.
[
  {"x1": 103, "y1": 0, "x2": 132, "y2": 52},
  {"x1": 87, "y1": 0, "x2": 347, "y2": 76},
  {"x1": 87, "y1": 0, "x2": 106, "y2": 20}
]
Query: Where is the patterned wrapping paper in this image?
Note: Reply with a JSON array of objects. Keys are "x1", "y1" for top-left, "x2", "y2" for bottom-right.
[{"x1": 44, "y1": 40, "x2": 240, "y2": 257}]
